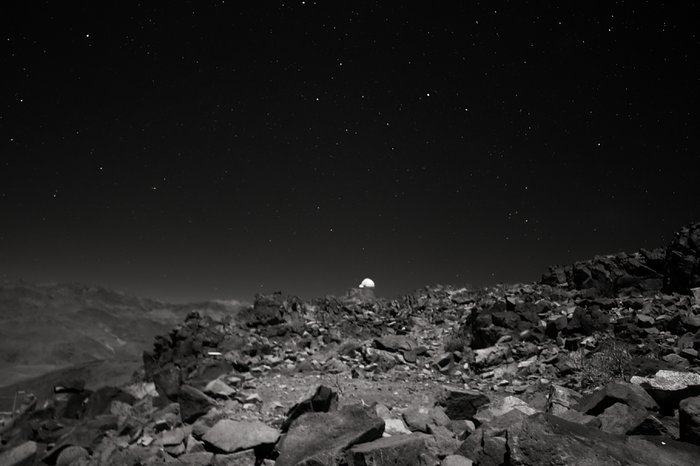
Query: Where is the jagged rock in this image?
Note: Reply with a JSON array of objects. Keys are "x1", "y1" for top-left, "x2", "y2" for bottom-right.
[
  {"x1": 631, "y1": 370, "x2": 700, "y2": 414},
  {"x1": 202, "y1": 420, "x2": 279, "y2": 454},
  {"x1": 506, "y1": 412, "x2": 700, "y2": 466},
  {"x1": 158, "y1": 426, "x2": 190, "y2": 446},
  {"x1": 576, "y1": 381, "x2": 659, "y2": 415},
  {"x1": 0, "y1": 441, "x2": 38, "y2": 466},
  {"x1": 275, "y1": 404, "x2": 384, "y2": 466},
  {"x1": 151, "y1": 362, "x2": 182, "y2": 401},
  {"x1": 435, "y1": 387, "x2": 489, "y2": 420},
  {"x1": 281, "y1": 385, "x2": 338, "y2": 431},
  {"x1": 346, "y1": 433, "x2": 434, "y2": 466},
  {"x1": 455, "y1": 409, "x2": 528, "y2": 465},
  {"x1": 597, "y1": 402, "x2": 648, "y2": 434},
  {"x1": 179, "y1": 385, "x2": 216, "y2": 423},
  {"x1": 679, "y1": 395, "x2": 700, "y2": 445},
  {"x1": 473, "y1": 345, "x2": 509, "y2": 369}
]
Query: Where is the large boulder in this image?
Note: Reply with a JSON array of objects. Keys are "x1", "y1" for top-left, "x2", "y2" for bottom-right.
[
  {"x1": 281, "y1": 385, "x2": 338, "y2": 432},
  {"x1": 275, "y1": 404, "x2": 385, "y2": 466},
  {"x1": 507, "y1": 413, "x2": 700, "y2": 466}
]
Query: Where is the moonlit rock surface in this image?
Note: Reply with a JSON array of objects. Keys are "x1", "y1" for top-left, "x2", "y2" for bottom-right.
[{"x1": 359, "y1": 278, "x2": 375, "y2": 288}]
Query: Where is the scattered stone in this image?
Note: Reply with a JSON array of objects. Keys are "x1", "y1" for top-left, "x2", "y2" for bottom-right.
[
  {"x1": 597, "y1": 402, "x2": 648, "y2": 434},
  {"x1": 576, "y1": 381, "x2": 659, "y2": 415},
  {"x1": 179, "y1": 385, "x2": 216, "y2": 423}
]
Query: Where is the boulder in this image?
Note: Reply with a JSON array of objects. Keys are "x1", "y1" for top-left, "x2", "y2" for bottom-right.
[
  {"x1": 345, "y1": 434, "x2": 433, "y2": 466},
  {"x1": 281, "y1": 385, "x2": 338, "y2": 431},
  {"x1": 474, "y1": 396, "x2": 538, "y2": 425},
  {"x1": 374, "y1": 335, "x2": 416, "y2": 352},
  {"x1": 597, "y1": 402, "x2": 648, "y2": 435},
  {"x1": 679, "y1": 395, "x2": 700, "y2": 445},
  {"x1": 179, "y1": 385, "x2": 216, "y2": 423},
  {"x1": 435, "y1": 387, "x2": 489, "y2": 420},
  {"x1": 506, "y1": 413, "x2": 700, "y2": 466},
  {"x1": 631, "y1": 370, "x2": 700, "y2": 414},
  {"x1": 83, "y1": 386, "x2": 136, "y2": 419},
  {"x1": 56, "y1": 445, "x2": 89, "y2": 466},
  {"x1": 275, "y1": 404, "x2": 384, "y2": 466},
  {"x1": 576, "y1": 381, "x2": 658, "y2": 415},
  {"x1": 203, "y1": 420, "x2": 279, "y2": 454}
]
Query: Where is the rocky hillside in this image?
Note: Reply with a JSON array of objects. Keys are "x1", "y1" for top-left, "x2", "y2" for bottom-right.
[
  {"x1": 0, "y1": 282, "x2": 247, "y2": 388},
  {"x1": 1, "y1": 223, "x2": 700, "y2": 465}
]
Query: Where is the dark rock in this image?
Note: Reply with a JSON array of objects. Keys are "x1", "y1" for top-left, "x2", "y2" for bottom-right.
[
  {"x1": 435, "y1": 387, "x2": 489, "y2": 420},
  {"x1": 664, "y1": 222, "x2": 700, "y2": 293},
  {"x1": 597, "y1": 402, "x2": 648, "y2": 435},
  {"x1": 179, "y1": 385, "x2": 216, "y2": 423},
  {"x1": 83, "y1": 386, "x2": 136, "y2": 419},
  {"x1": 508, "y1": 412, "x2": 700, "y2": 466},
  {"x1": 151, "y1": 362, "x2": 182, "y2": 401},
  {"x1": 374, "y1": 335, "x2": 416, "y2": 352},
  {"x1": 43, "y1": 415, "x2": 119, "y2": 464},
  {"x1": 679, "y1": 395, "x2": 700, "y2": 445},
  {"x1": 576, "y1": 381, "x2": 658, "y2": 415},
  {"x1": 275, "y1": 404, "x2": 384, "y2": 466},
  {"x1": 346, "y1": 433, "x2": 433, "y2": 466},
  {"x1": 281, "y1": 385, "x2": 338, "y2": 432}
]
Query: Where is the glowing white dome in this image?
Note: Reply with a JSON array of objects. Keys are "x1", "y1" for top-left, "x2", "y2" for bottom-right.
[{"x1": 359, "y1": 278, "x2": 375, "y2": 288}]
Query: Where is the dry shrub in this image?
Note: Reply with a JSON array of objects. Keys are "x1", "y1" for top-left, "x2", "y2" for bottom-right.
[{"x1": 571, "y1": 336, "x2": 634, "y2": 391}]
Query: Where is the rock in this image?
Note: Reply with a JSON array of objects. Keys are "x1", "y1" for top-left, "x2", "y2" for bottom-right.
[
  {"x1": 281, "y1": 385, "x2": 338, "y2": 431},
  {"x1": 346, "y1": 434, "x2": 432, "y2": 466},
  {"x1": 441, "y1": 455, "x2": 473, "y2": 466},
  {"x1": 179, "y1": 385, "x2": 216, "y2": 423},
  {"x1": 435, "y1": 386, "x2": 489, "y2": 420},
  {"x1": 211, "y1": 449, "x2": 256, "y2": 465},
  {"x1": 597, "y1": 402, "x2": 648, "y2": 434},
  {"x1": 576, "y1": 381, "x2": 658, "y2": 415},
  {"x1": 402, "y1": 405, "x2": 451, "y2": 433},
  {"x1": 664, "y1": 222, "x2": 700, "y2": 293},
  {"x1": 151, "y1": 362, "x2": 182, "y2": 400},
  {"x1": 0, "y1": 441, "x2": 38, "y2": 466},
  {"x1": 275, "y1": 404, "x2": 385, "y2": 466},
  {"x1": 178, "y1": 451, "x2": 215, "y2": 465},
  {"x1": 546, "y1": 385, "x2": 583, "y2": 416},
  {"x1": 56, "y1": 446, "x2": 90, "y2": 466},
  {"x1": 158, "y1": 426, "x2": 190, "y2": 446},
  {"x1": 474, "y1": 396, "x2": 538, "y2": 425},
  {"x1": 454, "y1": 409, "x2": 528, "y2": 465},
  {"x1": 384, "y1": 418, "x2": 412, "y2": 435},
  {"x1": 374, "y1": 335, "x2": 416, "y2": 352},
  {"x1": 631, "y1": 370, "x2": 700, "y2": 414},
  {"x1": 202, "y1": 420, "x2": 280, "y2": 453},
  {"x1": 204, "y1": 379, "x2": 236, "y2": 398},
  {"x1": 507, "y1": 412, "x2": 700, "y2": 466},
  {"x1": 83, "y1": 386, "x2": 136, "y2": 419},
  {"x1": 473, "y1": 345, "x2": 509, "y2": 369},
  {"x1": 679, "y1": 395, "x2": 700, "y2": 445}
]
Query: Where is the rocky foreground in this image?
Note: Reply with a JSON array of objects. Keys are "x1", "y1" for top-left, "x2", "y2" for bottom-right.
[{"x1": 1, "y1": 223, "x2": 700, "y2": 465}]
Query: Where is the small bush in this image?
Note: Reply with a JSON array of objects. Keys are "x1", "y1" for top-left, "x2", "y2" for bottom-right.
[{"x1": 571, "y1": 336, "x2": 634, "y2": 390}]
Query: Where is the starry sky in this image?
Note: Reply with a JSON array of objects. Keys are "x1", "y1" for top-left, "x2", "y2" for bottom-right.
[{"x1": 1, "y1": 2, "x2": 699, "y2": 302}]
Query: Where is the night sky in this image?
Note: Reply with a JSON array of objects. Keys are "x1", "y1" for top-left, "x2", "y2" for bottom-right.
[{"x1": 2, "y1": 2, "x2": 699, "y2": 302}]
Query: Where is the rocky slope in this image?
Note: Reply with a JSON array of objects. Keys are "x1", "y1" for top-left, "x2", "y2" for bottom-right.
[{"x1": 1, "y1": 223, "x2": 700, "y2": 465}]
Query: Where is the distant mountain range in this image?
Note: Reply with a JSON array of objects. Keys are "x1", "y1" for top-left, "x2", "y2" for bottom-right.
[{"x1": 0, "y1": 281, "x2": 248, "y2": 388}]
